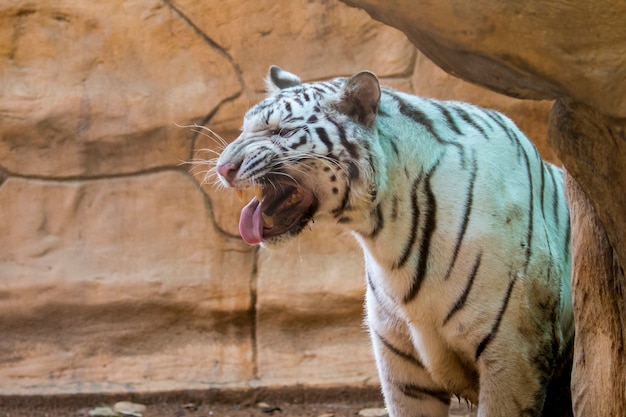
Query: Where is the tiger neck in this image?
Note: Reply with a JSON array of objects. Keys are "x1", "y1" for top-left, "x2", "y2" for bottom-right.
[{"x1": 346, "y1": 121, "x2": 440, "y2": 270}]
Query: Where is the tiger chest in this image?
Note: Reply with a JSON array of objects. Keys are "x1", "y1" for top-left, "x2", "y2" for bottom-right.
[{"x1": 365, "y1": 261, "x2": 480, "y2": 402}]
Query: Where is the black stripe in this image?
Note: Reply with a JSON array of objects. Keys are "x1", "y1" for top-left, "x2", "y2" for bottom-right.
[
  {"x1": 404, "y1": 161, "x2": 440, "y2": 303},
  {"x1": 531, "y1": 142, "x2": 541, "y2": 160},
  {"x1": 284, "y1": 101, "x2": 292, "y2": 115},
  {"x1": 444, "y1": 252, "x2": 482, "y2": 325},
  {"x1": 454, "y1": 106, "x2": 489, "y2": 139},
  {"x1": 367, "y1": 204, "x2": 384, "y2": 239},
  {"x1": 243, "y1": 153, "x2": 268, "y2": 175},
  {"x1": 347, "y1": 161, "x2": 360, "y2": 180},
  {"x1": 520, "y1": 142, "x2": 535, "y2": 273},
  {"x1": 283, "y1": 116, "x2": 304, "y2": 124},
  {"x1": 263, "y1": 109, "x2": 272, "y2": 125},
  {"x1": 564, "y1": 215, "x2": 571, "y2": 262},
  {"x1": 483, "y1": 109, "x2": 523, "y2": 159},
  {"x1": 398, "y1": 383, "x2": 450, "y2": 406},
  {"x1": 539, "y1": 162, "x2": 546, "y2": 219},
  {"x1": 390, "y1": 196, "x2": 399, "y2": 221},
  {"x1": 548, "y1": 165, "x2": 561, "y2": 229},
  {"x1": 443, "y1": 153, "x2": 477, "y2": 280},
  {"x1": 377, "y1": 107, "x2": 391, "y2": 118},
  {"x1": 389, "y1": 139, "x2": 400, "y2": 157},
  {"x1": 363, "y1": 141, "x2": 376, "y2": 180},
  {"x1": 366, "y1": 271, "x2": 393, "y2": 320},
  {"x1": 315, "y1": 127, "x2": 333, "y2": 153},
  {"x1": 322, "y1": 82, "x2": 340, "y2": 92},
  {"x1": 475, "y1": 277, "x2": 517, "y2": 359},
  {"x1": 366, "y1": 270, "x2": 377, "y2": 292},
  {"x1": 483, "y1": 109, "x2": 508, "y2": 132},
  {"x1": 329, "y1": 118, "x2": 359, "y2": 160},
  {"x1": 395, "y1": 174, "x2": 422, "y2": 269},
  {"x1": 290, "y1": 135, "x2": 307, "y2": 150},
  {"x1": 375, "y1": 331, "x2": 425, "y2": 369},
  {"x1": 384, "y1": 91, "x2": 466, "y2": 166},
  {"x1": 430, "y1": 101, "x2": 462, "y2": 135},
  {"x1": 307, "y1": 115, "x2": 318, "y2": 124},
  {"x1": 312, "y1": 86, "x2": 328, "y2": 94},
  {"x1": 508, "y1": 126, "x2": 528, "y2": 161},
  {"x1": 369, "y1": 188, "x2": 377, "y2": 202}
]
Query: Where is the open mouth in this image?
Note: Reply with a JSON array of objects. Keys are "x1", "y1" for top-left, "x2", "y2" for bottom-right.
[{"x1": 237, "y1": 178, "x2": 317, "y2": 245}]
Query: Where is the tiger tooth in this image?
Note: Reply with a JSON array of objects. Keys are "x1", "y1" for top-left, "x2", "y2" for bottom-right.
[
  {"x1": 235, "y1": 189, "x2": 245, "y2": 202},
  {"x1": 262, "y1": 212, "x2": 274, "y2": 227},
  {"x1": 287, "y1": 189, "x2": 302, "y2": 206},
  {"x1": 255, "y1": 186, "x2": 263, "y2": 201}
]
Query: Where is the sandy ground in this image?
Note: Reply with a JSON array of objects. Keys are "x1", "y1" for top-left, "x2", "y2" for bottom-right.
[{"x1": 0, "y1": 387, "x2": 476, "y2": 417}]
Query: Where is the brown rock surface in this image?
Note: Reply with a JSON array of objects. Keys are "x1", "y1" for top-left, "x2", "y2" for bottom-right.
[
  {"x1": 0, "y1": 1, "x2": 239, "y2": 178},
  {"x1": 255, "y1": 223, "x2": 376, "y2": 387},
  {"x1": 549, "y1": 102, "x2": 626, "y2": 416},
  {"x1": 0, "y1": 0, "x2": 555, "y2": 395},
  {"x1": 341, "y1": 0, "x2": 626, "y2": 119},
  {"x1": 0, "y1": 171, "x2": 256, "y2": 394},
  {"x1": 564, "y1": 173, "x2": 626, "y2": 417}
]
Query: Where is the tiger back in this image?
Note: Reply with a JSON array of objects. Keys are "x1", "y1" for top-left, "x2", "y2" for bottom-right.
[{"x1": 215, "y1": 66, "x2": 574, "y2": 417}]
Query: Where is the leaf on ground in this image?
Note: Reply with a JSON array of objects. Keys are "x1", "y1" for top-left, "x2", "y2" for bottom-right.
[
  {"x1": 256, "y1": 401, "x2": 282, "y2": 414},
  {"x1": 113, "y1": 401, "x2": 146, "y2": 417},
  {"x1": 88, "y1": 406, "x2": 120, "y2": 417},
  {"x1": 358, "y1": 408, "x2": 388, "y2": 417}
]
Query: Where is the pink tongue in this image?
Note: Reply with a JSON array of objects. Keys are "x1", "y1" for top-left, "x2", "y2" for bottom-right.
[{"x1": 239, "y1": 198, "x2": 264, "y2": 245}]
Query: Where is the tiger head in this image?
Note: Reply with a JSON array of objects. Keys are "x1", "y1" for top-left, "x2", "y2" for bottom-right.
[{"x1": 216, "y1": 66, "x2": 383, "y2": 245}]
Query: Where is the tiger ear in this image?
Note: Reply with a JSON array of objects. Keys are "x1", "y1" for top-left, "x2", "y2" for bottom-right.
[
  {"x1": 265, "y1": 65, "x2": 302, "y2": 95},
  {"x1": 336, "y1": 71, "x2": 380, "y2": 128}
]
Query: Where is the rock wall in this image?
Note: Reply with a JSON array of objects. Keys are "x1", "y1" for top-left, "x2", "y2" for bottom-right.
[{"x1": 0, "y1": 0, "x2": 554, "y2": 395}]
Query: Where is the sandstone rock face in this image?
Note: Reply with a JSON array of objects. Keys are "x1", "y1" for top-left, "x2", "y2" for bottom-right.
[
  {"x1": 0, "y1": 172, "x2": 257, "y2": 394},
  {"x1": 1, "y1": 0, "x2": 239, "y2": 179},
  {"x1": 0, "y1": 0, "x2": 553, "y2": 395},
  {"x1": 564, "y1": 173, "x2": 626, "y2": 417},
  {"x1": 341, "y1": 0, "x2": 626, "y2": 120}
]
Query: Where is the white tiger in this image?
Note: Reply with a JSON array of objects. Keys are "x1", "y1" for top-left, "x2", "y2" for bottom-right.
[{"x1": 214, "y1": 66, "x2": 574, "y2": 417}]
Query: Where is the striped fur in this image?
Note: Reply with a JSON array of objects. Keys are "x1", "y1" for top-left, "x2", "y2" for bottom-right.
[{"x1": 216, "y1": 67, "x2": 574, "y2": 417}]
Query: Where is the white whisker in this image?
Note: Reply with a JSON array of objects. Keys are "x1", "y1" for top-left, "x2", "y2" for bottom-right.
[{"x1": 175, "y1": 122, "x2": 229, "y2": 148}]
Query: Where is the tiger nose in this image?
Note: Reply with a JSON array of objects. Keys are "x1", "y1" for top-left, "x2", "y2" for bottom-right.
[{"x1": 216, "y1": 162, "x2": 239, "y2": 185}]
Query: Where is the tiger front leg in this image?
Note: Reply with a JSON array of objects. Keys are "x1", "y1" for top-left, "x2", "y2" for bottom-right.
[
  {"x1": 366, "y1": 292, "x2": 450, "y2": 417},
  {"x1": 474, "y1": 325, "x2": 555, "y2": 417}
]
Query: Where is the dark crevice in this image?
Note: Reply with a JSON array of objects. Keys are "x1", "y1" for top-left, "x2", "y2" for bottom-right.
[
  {"x1": 0, "y1": 165, "x2": 7, "y2": 189},
  {"x1": 4, "y1": 163, "x2": 244, "y2": 242},
  {"x1": 195, "y1": 182, "x2": 244, "y2": 241},
  {"x1": 2, "y1": 164, "x2": 190, "y2": 183},
  {"x1": 187, "y1": 90, "x2": 242, "y2": 163},
  {"x1": 162, "y1": 0, "x2": 246, "y2": 91}
]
